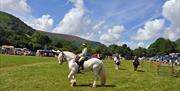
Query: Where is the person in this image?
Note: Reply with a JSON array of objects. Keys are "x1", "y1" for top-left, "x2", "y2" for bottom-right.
[
  {"x1": 76, "y1": 43, "x2": 88, "y2": 72},
  {"x1": 114, "y1": 53, "x2": 120, "y2": 64},
  {"x1": 133, "y1": 56, "x2": 140, "y2": 71},
  {"x1": 113, "y1": 53, "x2": 120, "y2": 70},
  {"x1": 133, "y1": 56, "x2": 139, "y2": 62}
]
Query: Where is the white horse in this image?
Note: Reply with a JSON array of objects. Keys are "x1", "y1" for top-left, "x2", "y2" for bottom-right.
[
  {"x1": 57, "y1": 51, "x2": 106, "y2": 87},
  {"x1": 113, "y1": 56, "x2": 121, "y2": 70}
]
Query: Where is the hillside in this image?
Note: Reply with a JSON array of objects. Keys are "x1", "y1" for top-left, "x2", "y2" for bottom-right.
[
  {"x1": 175, "y1": 39, "x2": 180, "y2": 51},
  {"x1": 0, "y1": 11, "x2": 103, "y2": 49},
  {"x1": 39, "y1": 30, "x2": 102, "y2": 47}
]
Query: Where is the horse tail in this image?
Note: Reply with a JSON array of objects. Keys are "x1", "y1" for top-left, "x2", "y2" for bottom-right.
[{"x1": 99, "y1": 65, "x2": 106, "y2": 85}]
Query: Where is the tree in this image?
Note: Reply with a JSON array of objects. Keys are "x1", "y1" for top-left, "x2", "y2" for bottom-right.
[
  {"x1": 133, "y1": 47, "x2": 147, "y2": 57},
  {"x1": 121, "y1": 44, "x2": 133, "y2": 59},
  {"x1": 108, "y1": 44, "x2": 119, "y2": 54},
  {"x1": 148, "y1": 38, "x2": 176, "y2": 56},
  {"x1": 31, "y1": 32, "x2": 51, "y2": 50},
  {"x1": 60, "y1": 40, "x2": 77, "y2": 52},
  {"x1": 95, "y1": 44, "x2": 110, "y2": 56},
  {"x1": 52, "y1": 40, "x2": 63, "y2": 48},
  {"x1": 31, "y1": 32, "x2": 51, "y2": 45},
  {"x1": 175, "y1": 38, "x2": 180, "y2": 52}
]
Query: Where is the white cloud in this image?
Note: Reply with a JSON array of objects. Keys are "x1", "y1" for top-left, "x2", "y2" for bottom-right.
[
  {"x1": 53, "y1": 0, "x2": 90, "y2": 35},
  {"x1": 137, "y1": 42, "x2": 145, "y2": 48},
  {"x1": 100, "y1": 25, "x2": 125, "y2": 44},
  {"x1": 0, "y1": 0, "x2": 31, "y2": 14},
  {"x1": 81, "y1": 32, "x2": 95, "y2": 40},
  {"x1": 93, "y1": 21, "x2": 105, "y2": 31},
  {"x1": 163, "y1": 0, "x2": 180, "y2": 41},
  {"x1": 70, "y1": 0, "x2": 84, "y2": 9},
  {"x1": 100, "y1": 33, "x2": 119, "y2": 43},
  {"x1": 108, "y1": 25, "x2": 124, "y2": 33},
  {"x1": 123, "y1": 41, "x2": 145, "y2": 49},
  {"x1": 85, "y1": 18, "x2": 92, "y2": 26},
  {"x1": 28, "y1": 15, "x2": 53, "y2": 31},
  {"x1": 132, "y1": 19, "x2": 165, "y2": 41}
]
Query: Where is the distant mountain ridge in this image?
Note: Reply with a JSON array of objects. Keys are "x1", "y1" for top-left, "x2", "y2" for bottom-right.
[
  {"x1": 0, "y1": 11, "x2": 103, "y2": 48},
  {"x1": 39, "y1": 30, "x2": 102, "y2": 47}
]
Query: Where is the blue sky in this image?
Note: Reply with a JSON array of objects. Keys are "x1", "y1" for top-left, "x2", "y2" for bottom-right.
[{"x1": 0, "y1": 0, "x2": 179, "y2": 49}]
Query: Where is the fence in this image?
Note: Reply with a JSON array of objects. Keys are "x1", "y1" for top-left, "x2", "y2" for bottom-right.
[{"x1": 149, "y1": 61, "x2": 180, "y2": 77}]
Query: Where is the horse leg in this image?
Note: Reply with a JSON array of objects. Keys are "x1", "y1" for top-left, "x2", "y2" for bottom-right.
[
  {"x1": 71, "y1": 75, "x2": 76, "y2": 86},
  {"x1": 68, "y1": 71, "x2": 76, "y2": 87},
  {"x1": 116, "y1": 62, "x2": 120, "y2": 70},
  {"x1": 133, "y1": 62, "x2": 137, "y2": 71},
  {"x1": 58, "y1": 60, "x2": 61, "y2": 64},
  {"x1": 134, "y1": 65, "x2": 137, "y2": 71},
  {"x1": 115, "y1": 65, "x2": 118, "y2": 70},
  {"x1": 92, "y1": 66, "x2": 100, "y2": 87},
  {"x1": 92, "y1": 73, "x2": 98, "y2": 87},
  {"x1": 136, "y1": 65, "x2": 139, "y2": 71}
]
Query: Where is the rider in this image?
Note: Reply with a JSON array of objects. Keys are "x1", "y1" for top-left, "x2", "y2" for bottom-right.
[
  {"x1": 133, "y1": 56, "x2": 140, "y2": 71},
  {"x1": 133, "y1": 56, "x2": 139, "y2": 62},
  {"x1": 76, "y1": 43, "x2": 88, "y2": 72},
  {"x1": 114, "y1": 53, "x2": 120, "y2": 65}
]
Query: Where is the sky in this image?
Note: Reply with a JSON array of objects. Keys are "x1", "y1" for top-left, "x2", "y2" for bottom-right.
[{"x1": 0, "y1": 0, "x2": 180, "y2": 49}]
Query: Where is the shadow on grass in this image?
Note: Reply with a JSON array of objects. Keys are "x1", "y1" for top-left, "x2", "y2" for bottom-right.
[
  {"x1": 97, "y1": 85, "x2": 116, "y2": 87},
  {"x1": 137, "y1": 70, "x2": 145, "y2": 72},
  {"x1": 173, "y1": 75, "x2": 180, "y2": 77},
  {"x1": 75, "y1": 84, "x2": 116, "y2": 88},
  {"x1": 119, "y1": 68, "x2": 126, "y2": 70}
]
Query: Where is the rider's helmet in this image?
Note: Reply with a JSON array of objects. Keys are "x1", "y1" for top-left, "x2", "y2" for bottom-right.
[{"x1": 82, "y1": 43, "x2": 87, "y2": 47}]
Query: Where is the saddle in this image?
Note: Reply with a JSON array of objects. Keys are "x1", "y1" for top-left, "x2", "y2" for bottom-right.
[{"x1": 75, "y1": 56, "x2": 89, "y2": 70}]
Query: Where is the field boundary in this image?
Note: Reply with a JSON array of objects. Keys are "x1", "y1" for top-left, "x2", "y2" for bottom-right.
[{"x1": 0, "y1": 61, "x2": 53, "y2": 70}]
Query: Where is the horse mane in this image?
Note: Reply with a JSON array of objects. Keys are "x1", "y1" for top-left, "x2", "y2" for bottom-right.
[{"x1": 63, "y1": 51, "x2": 76, "y2": 59}]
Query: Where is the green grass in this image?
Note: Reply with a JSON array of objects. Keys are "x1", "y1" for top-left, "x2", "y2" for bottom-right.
[
  {"x1": 0, "y1": 54, "x2": 180, "y2": 91},
  {"x1": 0, "y1": 54, "x2": 56, "y2": 68}
]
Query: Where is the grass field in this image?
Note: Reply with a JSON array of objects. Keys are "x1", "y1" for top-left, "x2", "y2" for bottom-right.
[{"x1": 0, "y1": 54, "x2": 180, "y2": 91}]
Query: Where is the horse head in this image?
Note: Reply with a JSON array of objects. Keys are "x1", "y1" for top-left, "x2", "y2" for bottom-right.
[
  {"x1": 58, "y1": 51, "x2": 76, "y2": 64},
  {"x1": 58, "y1": 51, "x2": 66, "y2": 64}
]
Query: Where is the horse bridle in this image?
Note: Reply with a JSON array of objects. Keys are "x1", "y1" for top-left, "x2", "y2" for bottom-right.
[{"x1": 60, "y1": 52, "x2": 66, "y2": 63}]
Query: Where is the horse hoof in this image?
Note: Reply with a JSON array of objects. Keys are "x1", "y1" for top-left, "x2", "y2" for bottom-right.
[
  {"x1": 73, "y1": 82, "x2": 76, "y2": 86},
  {"x1": 92, "y1": 84, "x2": 96, "y2": 88},
  {"x1": 71, "y1": 82, "x2": 76, "y2": 87}
]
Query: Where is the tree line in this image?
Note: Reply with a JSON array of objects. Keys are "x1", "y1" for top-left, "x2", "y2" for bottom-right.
[
  {"x1": 84, "y1": 37, "x2": 180, "y2": 60},
  {"x1": 0, "y1": 11, "x2": 180, "y2": 59},
  {"x1": 1, "y1": 27, "x2": 180, "y2": 60}
]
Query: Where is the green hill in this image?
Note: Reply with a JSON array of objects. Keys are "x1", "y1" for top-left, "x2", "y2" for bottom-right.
[
  {"x1": 39, "y1": 30, "x2": 102, "y2": 47},
  {"x1": 0, "y1": 11, "x2": 103, "y2": 51},
  {"x1": 175, "y1": 39, "x2": 180, "y2": 52}
]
